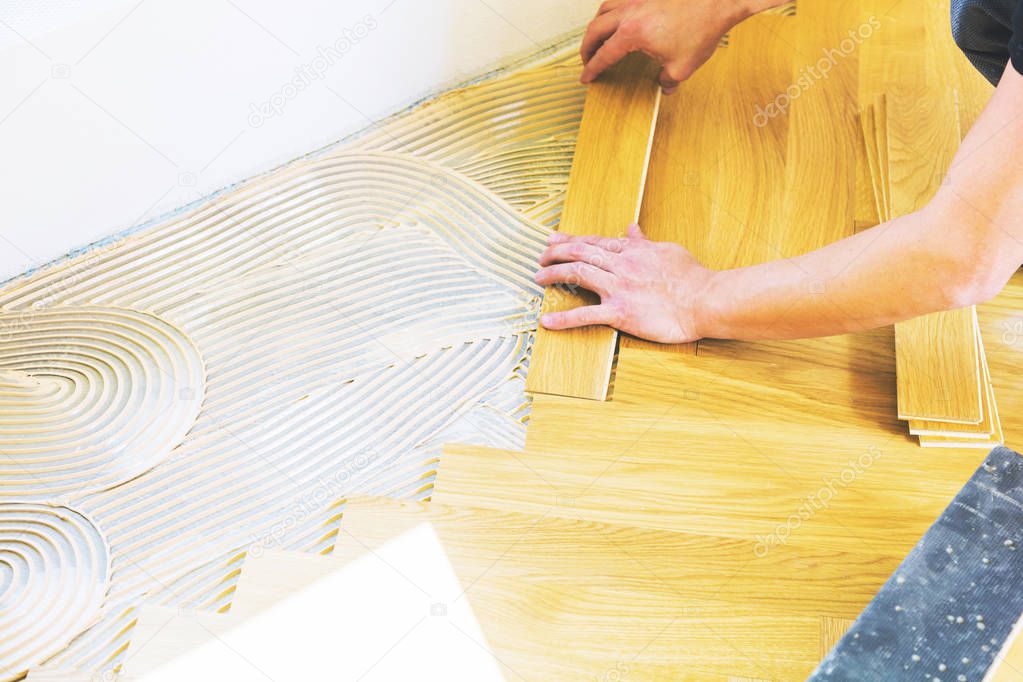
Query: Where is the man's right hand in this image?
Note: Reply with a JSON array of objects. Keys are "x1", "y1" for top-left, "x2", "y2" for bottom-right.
[{"x1": 580, "y1": 0, "x2": 762, "y2": 93}]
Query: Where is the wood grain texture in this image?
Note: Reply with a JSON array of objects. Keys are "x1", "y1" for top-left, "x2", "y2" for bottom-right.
[
  {"x1": 917, "y1": 343, "x2": 1004, "y2": 447},
  {"x1": 887, "y1": 88, "x2": 983, "y2": 423},
  {"x1": 895, "y1": 306, "x2": 981, "y2": 424},
  {"x1": 526, "y1": 52, "x2": 661, "y2": 400},
  {"x1": 704, "y1": 15, "x2": 794, "y2": 271},
  {"x1": 620, "y1": 42, "x2": 724, "y2": 357},
  {"x1": 918, "y1": 0, "x2": 994, "y2": 136},
  {"x1": 437, "y1": 435, "x2": 929, "y2": 560},
  {"x1": 778, "y1": 0, "x2": 859, "y2": 257},
  {"x1": 819, "y1": 617, "x2": 855, "y2": 660},
  {"x1": 871, "y1": 96, "x2": 892, "y2": 221},
  {"x1": 854, "y1": 111, "x2": 881, "y2": 232},
  {"x1": 332, "y1": 495, "x2": 824, "y2": 680},
  {"x1": 910, "y1": 323, "x2": 999, "y2": 439},
  {"x1": 514, "y1": 324, "x2": 1006, "y2": 557},
  {"x1": 624, "y1": 14, "x2": 794, "y2": 357}
]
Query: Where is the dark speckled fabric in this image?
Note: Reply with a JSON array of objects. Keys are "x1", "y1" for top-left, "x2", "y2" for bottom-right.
[
  {"x1": 810, "y1": 446, "x2": 1023, "y2": 681},
  {"x1": 951, "y1": 0, "x2": 1023, "y2": 84}
]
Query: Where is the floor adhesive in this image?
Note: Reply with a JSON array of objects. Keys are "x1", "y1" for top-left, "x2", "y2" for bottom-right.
[
  {"x1": 0, "y1": 503, "x2": 110, "y2": 678},
  {"x1": 0, "y1": 46, "x2": 584, "y2": 673}
]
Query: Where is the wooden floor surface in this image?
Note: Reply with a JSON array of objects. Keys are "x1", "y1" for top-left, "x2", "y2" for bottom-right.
[{"x1": 470, "y1": 1, "x2": 1014, "y2": 677}]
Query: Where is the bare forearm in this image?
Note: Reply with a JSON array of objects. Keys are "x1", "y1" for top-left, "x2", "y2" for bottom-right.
[{"x1": 696, "y1": 208, "x2": 988, "y2": 340}]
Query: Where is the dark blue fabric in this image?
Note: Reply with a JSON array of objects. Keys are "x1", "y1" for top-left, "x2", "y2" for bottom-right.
[{"x1": 951, "y1": 0, "x2": 1023, "y2": 84}]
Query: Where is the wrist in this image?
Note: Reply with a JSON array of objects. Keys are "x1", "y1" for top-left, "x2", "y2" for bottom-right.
[{"x1": 689, "y1": 267, "x2": 725, "y2": 340}]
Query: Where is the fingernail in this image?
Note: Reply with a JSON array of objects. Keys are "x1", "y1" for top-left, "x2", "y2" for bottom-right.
[
  {"x1": 540, "y1": 314, "x2": 553, "y2": 327},
  {"x1": 663, "y1": 86, "x2": 677, "y2": 95}
]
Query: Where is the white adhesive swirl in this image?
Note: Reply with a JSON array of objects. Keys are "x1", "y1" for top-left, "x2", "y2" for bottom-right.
[
  {"x1": 0, "y1": 306, "x2": 205, "y2": 499},
  {"x1": 0, "y1": 45, "x2": 584, "y2": 670},
  {"x1": 0, "y1": 503, "x2": 110, "y2": 679}
]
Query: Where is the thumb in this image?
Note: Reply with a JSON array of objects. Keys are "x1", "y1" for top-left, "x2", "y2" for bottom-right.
[
  {"x1": 658, "y1": 65, "x2": 681, "y2": 94},
  {"x1": 627, "y1": 223, "x2": 646, "y2": 239}
]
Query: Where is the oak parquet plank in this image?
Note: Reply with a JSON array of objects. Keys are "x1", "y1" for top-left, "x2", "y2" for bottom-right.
[
  {"x1": 778, "y1": 0, "x2": 860, "y2": 257},
  {"x1": 909, "y1": 320, "x2": 997, "y2": 439},
  {"x1": 526, "y1": 52, "x2": 661, "y2": 400}
]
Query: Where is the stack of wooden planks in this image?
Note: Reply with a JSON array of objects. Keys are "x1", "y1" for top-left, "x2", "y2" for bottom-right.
[{"x1": 859, "y1": 89, "x2": 1003, "y2": 447}]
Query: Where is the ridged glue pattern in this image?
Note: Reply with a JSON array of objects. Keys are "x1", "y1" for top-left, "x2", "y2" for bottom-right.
[
  {"x1": 0, "y1": 503, "x2": 109, "y2": 678},
  {"x1": 0, "y1": 307, "x2": 204, "y2": 500},
  {"x1": 2, "y1": 45, "x2": 585, "y2": 672}
]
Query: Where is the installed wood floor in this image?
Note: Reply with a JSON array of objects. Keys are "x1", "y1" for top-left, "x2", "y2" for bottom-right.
[
  {"x1": 96, "y1": 3, "x2": 1023, "y2": 682},
  {"x1": 116, "y1": 274, "x2": 1023, "y2": 679}
]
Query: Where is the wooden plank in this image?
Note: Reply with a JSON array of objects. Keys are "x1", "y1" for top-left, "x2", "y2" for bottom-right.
[
  {"x1": 854, "y1": 112, "x2": 881, "y2": 232},
  {"x1": 703, "y1": 14, "x2": 794, "y2": 271},
  {"x1": 510, "y1": 324, "x2": 998, "y2": 558},
  {"x1": 624, "y1": 13, "x2": 794, "y2": 356},
  {"x1": 778, "y1": 0, "x2": 860, "y2": 257},
  {"x1": 620, "y1": 43, "x2": 723, "y2": 357},
  {"x1": 436, "y1": 433, "x2": 932, "y2": 558},
  {"x1": 887, "y1": 87, "x2": 982, "y2": 423},
  {"x1": 918, "y1": 0, "x2": 994, "y2": 136},
  {"x1": 894, "y1": 315, "x2": 981, "y2": 425},
  {"x1": 439, "y1": 409, "x2": 975, "y2": 557},
  {"x1": 909, "y1": 319, "x2": 996, "y2": 438},
  {"x1": 332, "y1": 496, "x2": 826, "y2": 680},
  {"x1": 526, "y1": 52, "x2": 661, "y2": 400},
  {"x1": 917, "y1": 340, "x2": 1003, "y2": 447},
  {"x1": 819, "y1": 617, "x2": 855, "y2": 660}
]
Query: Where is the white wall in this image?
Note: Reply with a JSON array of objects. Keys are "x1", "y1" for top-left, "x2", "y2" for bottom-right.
[{"x1": 0, "y1": 0, "x2": 591, "y2": 282}]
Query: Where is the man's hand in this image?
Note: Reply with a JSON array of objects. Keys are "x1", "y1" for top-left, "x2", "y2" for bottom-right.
[
  {"x1": 534, "y1": 224, "x2": 715, "y2": 343},
  {"x1": 580, "y1": 0, "x2": 753, "y2": 93}
]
